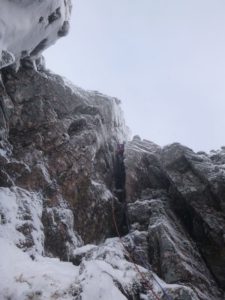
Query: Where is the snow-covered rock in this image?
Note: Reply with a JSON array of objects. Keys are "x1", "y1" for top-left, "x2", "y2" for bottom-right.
[
  {"x1": 0, "y1": 8, "x2": 225, "y2": 297},
  {"x1": 0, "y1": 187, "x2": 44, "y2": 256},
  {"x1": 0, "y1": 0, "x2": 72, "y2": 69},
  {"x1": 125, "y1": 138, "x2": 225, "y2": 299},
  {"x1": 1, "y1": 64, "x2": 225, "y2": 299},
  {"x1": 0, "y1": 239, "x2": 79, "y2": 300},
  {"x1": 0, "y1": 65, "x2": 128, "y2": 258}
]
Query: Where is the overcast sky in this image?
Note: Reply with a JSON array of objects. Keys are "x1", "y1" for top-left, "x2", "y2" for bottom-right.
[{"x1": 45, "y1": 0, "x2": 225, "y2": 152}]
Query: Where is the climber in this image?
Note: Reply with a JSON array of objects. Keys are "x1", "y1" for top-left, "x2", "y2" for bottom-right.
[
  {"x1": 113, "y1": 142, "x2": 130, "y2": 234},
  {"x1": 116, "y1": 143, "x2": 125, "y2": 166},
  {"x1": 116, "y1": 143, "x2": 125, "y2": 156},
  {"x1": 114, "y1": 142, "x2": 126, "y2": 200}
]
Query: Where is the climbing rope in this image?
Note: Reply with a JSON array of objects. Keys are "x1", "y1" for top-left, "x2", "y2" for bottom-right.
[
  {"x1": 112, "y1": 199, "x2": 174, "y2": 300},
  {"x1": 132, "y1": 247, "x2": 174, "y2": 300},
  {"x1": 112, "y1": 199, "x2": 161, "y2": 300},
  {"x1": 113, "y1": 147, "x2": 173, "y2": 300}
]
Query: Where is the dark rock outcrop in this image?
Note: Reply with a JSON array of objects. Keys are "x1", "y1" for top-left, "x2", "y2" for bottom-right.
[
  {"x1": 162, "y1": 143, "x2": 225, "y2": 289},
  {"x1": 125, "y1": 138, "x2": 225, "y2": 299}
]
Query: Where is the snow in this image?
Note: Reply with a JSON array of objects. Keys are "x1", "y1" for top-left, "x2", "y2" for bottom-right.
[
  {"x1": 0, "y1": 186, "x2": 197, "y2": 300},
  {"x1": 60, "y1": 75, "x2": 129, "y2": 143},
  {"x1": 0, "y1": 238, "x2": 79, "y2": 300},
  {"x1": 0, "y1": 155, "x2": 200, "y2": 299},
  {"x1": 45, "y1": 206, "x2": 83, "y2": 257},
  {"x1": 0, "y1": 238, "x2": 134, "y2": 300},
  {"x1": 0, "y1": 148, "x2": 7, "y2": 158},
  {"x1": 73, "y1": 244, "x2": 97, "y2": 256},
  {"x1": 0, "y1": 187, "x2": 44, "y2": 255},
  {"x1": 0, "y1": 189, "x2": 152, "y2": 300},
  {"x1": 91, "y1": 180, "x2": 114, "y2": 201},
  {"x1": 0, "y1": 186, "x2": 135, "y2": 299},
  {"x1": 0, "y1": 0, "x2": 72, "y2": 69},
  {"x1": 0, "y1": 233, "x2": 199, "y2": 300},
  {"x1": 80, "y1": 260, "x2": 127, "y2": 300},
  {"x1": 0, "y1": 235, "x2": 140, "y2": 300}
]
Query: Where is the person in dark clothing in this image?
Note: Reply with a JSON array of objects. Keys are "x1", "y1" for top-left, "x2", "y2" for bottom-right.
[
  {"x1": 116, "y1": 143, "x2": 125, "y2": 156},
  {"x1": 114, "y1": 142, "x2": 129, "y2": 234},
  {"x1": 114, "y1": 143, "x2": 126, "y2": 195}
]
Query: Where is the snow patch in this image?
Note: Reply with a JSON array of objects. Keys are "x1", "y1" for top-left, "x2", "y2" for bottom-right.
[
  {"x1": 0, "y1": 187, "x2": 44, "y2": 255},
  {"x1": 91, "y1": 180, "x2": 114, "y2": 201},
  {"x1": 0, "y1": 239, "x2": 79, "y2": 300},
  {"x1": 0, "y1": 148, "x2": 7, "y2": 158}
]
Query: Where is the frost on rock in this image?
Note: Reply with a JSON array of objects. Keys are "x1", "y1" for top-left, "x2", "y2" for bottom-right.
[
  {"x1": 0, "y1": 50, "x2": 15, "y2": 69},
  {"x1": 0, "y1": 187, "x2": 44, "y2": 256},
  {"x1": 43, "y1": 205, "x2": 83, "y2": 260},
  {"x1": 1, "y1": 34, "x2": 225, "y2": 297},
  {"x1": 0, "y1": 0, "x2": 72, "y2": 70}
]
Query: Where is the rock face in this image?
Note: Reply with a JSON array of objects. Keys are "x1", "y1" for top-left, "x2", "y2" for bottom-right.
[
  {"x1": 125, "y1": 139, "x2": 225, "y2": 299},
  {"x1": 0, "y1": 64, "x2": 225, "y2": 300},
  {"x1": 0, "y1": 65, "x2": 127, "y2": 259},
  {"x1": 162, "y1": 144, "x2": 225, "y2": 289}
]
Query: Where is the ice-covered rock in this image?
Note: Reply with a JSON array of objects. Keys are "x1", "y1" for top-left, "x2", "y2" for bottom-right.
[
  {"x1": 124, "y1": 138, "x2": 225, "y2": 299},
  {"x1": 0, "y1": 0, "x2": 72, "y2": 70},
  {"x1": 162, "y1": 143, "x2": 225, "y2": 289},
  {"x1": 1, "y1": 65, "x2": 225, "y2": 299},
  {"x1": 0, "y1": 65, "x2": 128, "y2": 256},
  {"x1": 0, "y1": 187, "x2": 44, "y2": 256}
]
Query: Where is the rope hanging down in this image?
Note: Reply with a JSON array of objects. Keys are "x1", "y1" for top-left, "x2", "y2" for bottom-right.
[
  {"x1": 131, "y1": 246, "x2": 174, "y2": 300},
  {"x1": 112, "y1": 200, "x2": 161, "y2": 300},
  {"x1": 113, "y1": 143, "x2": 173, "y2": 300}
]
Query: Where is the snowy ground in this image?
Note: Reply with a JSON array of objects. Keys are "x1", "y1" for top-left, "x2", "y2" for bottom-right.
[
  {"x1": 0, "y1": 187, "x2": 143, "y2": 300},
  {"x1": 0, "y1": 238, "x2": 139, "y2": 300},
  {"x1": 0, "y1": 239, "x2": 79, "y2": 300},
  {"x1": 0, "y1": 185, "x2": 203, "y2": 300}
]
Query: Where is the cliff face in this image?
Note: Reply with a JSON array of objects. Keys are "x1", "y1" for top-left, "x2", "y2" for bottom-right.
[
  {"x1": 0, "y1": 65, "x2": 127, "y2": 257},
  {"x1": 0, "y1": 3, "x2": 225, "y2": 300},
  {"x1": 125, "y1": 139, "x2": 225, "y2": 299},
  {"x1": 1, "y1": 65, "x2": 225, "y2": 300}
]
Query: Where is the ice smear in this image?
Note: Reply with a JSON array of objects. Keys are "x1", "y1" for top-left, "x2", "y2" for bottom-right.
[{"x1": 61, "y1": 75, "x2": 129, "y2": 143}]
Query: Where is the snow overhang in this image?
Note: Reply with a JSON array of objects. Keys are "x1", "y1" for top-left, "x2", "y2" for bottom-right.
[{"x1": 0, "y1": 0, "x2": 72, "y2": 69}]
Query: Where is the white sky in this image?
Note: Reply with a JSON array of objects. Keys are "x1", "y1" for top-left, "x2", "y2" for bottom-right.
[{"x1": 45, "y1": 0, "x2": 225, "y2": 152}]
